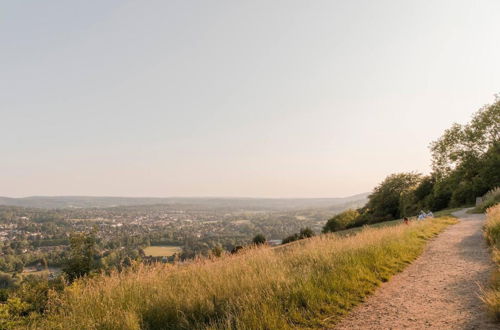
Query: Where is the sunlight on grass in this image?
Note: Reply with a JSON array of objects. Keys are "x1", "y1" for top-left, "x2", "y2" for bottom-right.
[
  {"x1": 482, "y1": 204, "x2": 500, "y2": 321},
  {"x1": 143, "y1": 246, "x2": 182, "y2": 257},
  {"x1": 39, "y1": 217, "x2": 456, "y2": 330}
]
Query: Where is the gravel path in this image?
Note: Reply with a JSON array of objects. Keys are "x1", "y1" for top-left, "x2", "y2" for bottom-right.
[{"x1": 334, "y1": 209, "x2": 497, "y2": 330}]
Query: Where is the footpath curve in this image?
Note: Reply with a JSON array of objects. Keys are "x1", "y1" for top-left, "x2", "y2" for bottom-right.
[{"x1": 334, "y1": 209, "x2": 497, "y2": 329}]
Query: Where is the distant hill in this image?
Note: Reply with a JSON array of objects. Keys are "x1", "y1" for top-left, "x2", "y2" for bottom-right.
[{"x1": 0, "y1": 193, "x2": 369, "y2": 210}]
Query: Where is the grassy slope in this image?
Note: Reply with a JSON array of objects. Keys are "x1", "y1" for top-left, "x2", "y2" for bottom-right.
[
  {"x1": 483, "y1": 204, "x2": 500, "y2": 321},
  {"x1": 38, "y1": 216, "x2": 456, "y2": 330}
]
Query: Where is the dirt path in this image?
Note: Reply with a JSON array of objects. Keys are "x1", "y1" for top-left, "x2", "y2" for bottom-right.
[{"x1": 334, "y1": 209, "x2": 497, "y2": 330}]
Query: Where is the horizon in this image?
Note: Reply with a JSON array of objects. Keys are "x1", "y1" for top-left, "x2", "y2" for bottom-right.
[
  {"x1": 2, "y1": 1, "x2": 500, "y2": 198},
  {"x1": 0, "y1": 192, "x2": 369, "y2": 200}
]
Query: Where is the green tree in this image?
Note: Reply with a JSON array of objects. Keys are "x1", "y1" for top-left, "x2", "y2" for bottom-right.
[
  {"x1": 364, "y1": 172, "x2": 422, "y2": 220},
  {"x1": 298, "y1": 227, "x2": 315, "y2": 239},
  {"x1": 430, "y1": 98, "x2": 500, "y2": 176},
  {"x1": 252, "y1": 234, "x2": 266, "y2": 245},
  {"x1": 63, "y1": 231, "x2": 97, "y2": 282},
  {"x1": 323, "y1": 209, "x2": 360, "y2": 233},
  {"x1": 428, "y1": 98, "x2": 500, "y2": 207}
]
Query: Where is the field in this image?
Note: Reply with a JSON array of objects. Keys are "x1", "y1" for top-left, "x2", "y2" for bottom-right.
[
  {"x1": 38, "y1": 216, "x2": 456, "y2": 329},
  {"x1": 21, "y1": 267, "x2": 61, "y2": 277},
  {"x1": 143, "y1": 245, "x2": 182, "y2": 257}
]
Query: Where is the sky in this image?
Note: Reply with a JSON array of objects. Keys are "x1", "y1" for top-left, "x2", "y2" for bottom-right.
[{"x1": 1, "y1": 0, "x2": 500, "y2": 198}]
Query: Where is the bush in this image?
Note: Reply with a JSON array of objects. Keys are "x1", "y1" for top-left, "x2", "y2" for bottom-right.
[
  {"x1": 252, "y1": 234, "x2": 266, "y2": 245},
  {"x1": 282, "y1": 228, "x2": 315, "y2": 244},
  {"x1": 0, "y1": 272, "x2": 17, "y2": 290},
  {"x1": 282, "y1": 233, "x2": 299, "y2": 244},
  {"x1": 323, "y1": 209, "x2": 360, "y2": 233},
  {"x1": 475, "y1": 188, "x2": 500, "y2": 213},
  {"x1": 298, "y1": 227, "x2": 315, "y2": 239}
]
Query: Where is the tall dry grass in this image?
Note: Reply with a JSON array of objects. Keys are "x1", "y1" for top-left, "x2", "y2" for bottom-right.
[
  {"x1": 475, "y1": 187, "x2": 500, "y2": 213},
  {"x1": 38, "y1": 217, "x2": 456, "y2": 330},
  {"x1": 483, "y1": 204, "x2": 500, "y2": 321}
]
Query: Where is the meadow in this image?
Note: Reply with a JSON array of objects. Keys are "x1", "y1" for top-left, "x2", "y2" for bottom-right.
[
  {"x1": 143, "y1": 246, "x2": 182, "y2": 257},
  {"x1": 483, "y1": 203, "x2": 500, "y2": 320},
  {"x1": 38, "y1": 216, "x2": 456, "y2": 329}
]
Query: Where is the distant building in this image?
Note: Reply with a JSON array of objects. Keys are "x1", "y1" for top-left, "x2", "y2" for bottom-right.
[{"x1": 268, "y1": 239, "x2": 282, "y2": 246}]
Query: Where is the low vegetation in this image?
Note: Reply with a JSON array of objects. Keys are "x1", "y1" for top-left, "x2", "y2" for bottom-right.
[
  {"x1": 282, "y1": 228, "x2": 315, "y2": 244},
  {"x1": 36, "y1": 217, "x2": 455, "y2": 329},
  {"x1": 475, "y1": 188, "x2": 500, "y2": 213},
  {"x1": 483, "y1": 204, "x2": 500, "y2": 320},
  {"x1": 322, "y1": 209, "x2": 360, "y2": 232}
]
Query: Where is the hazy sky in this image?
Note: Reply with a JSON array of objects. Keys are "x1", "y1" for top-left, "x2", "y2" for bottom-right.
[{"x1": 1, "y1": 1, "x2": 500, "y2": 198}]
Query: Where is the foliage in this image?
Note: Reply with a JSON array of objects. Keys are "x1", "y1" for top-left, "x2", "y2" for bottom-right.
[
  {"x1": 474, "y1": 188, "x2": 500, "y2": 213},
  {"x1": 322, "y1": 209, "x2": 360, "y2": 233},
  {"x1": 0, "y1": 297, "x2": 30, "y2": 328},
  {"x1": 430, "y1": 98, "x2": 500, "y2": 176},
  {"x1": 0, "y1": 274, "x2": 67, "y2": 327},
  {"x1": 482, "y1": 204, "x2": 500, "y2": 320},
  {"x1": 62, "y1": 231, "x2": 98, "y2": 282},
  {"x1": 37, "y1": 217, "x2": 455, "y2": 329},
  {"x1": 323, "y1": 95, "x2": 499, "y2": 225},
  {"x1": 427, "y1": 97, "x2": 500, "y2": 208},
  {"x1": 298, "y1": 227, "x2": 315, "y2": 239},
  {"x1": 0, "y1": 272, "x2": 19, "y2": 290},
  {"x1": 282, "y1": 233, "x2": 300, "y2": 244},
  {"x1": 364, "y1": 172, "x2": 422, "y2": 220},
  {"x1": 282, "y1": 227, "x2": 316, "y2": 244},
  {"x1": 210, "y1": 244, "x2": 224, "y2": 258},
  {"x1": 252, "y1": 234, "x2": 266, "y2": 245}
]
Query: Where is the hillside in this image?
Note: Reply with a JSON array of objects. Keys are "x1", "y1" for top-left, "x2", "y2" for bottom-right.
[{"x1": 31, "y1": 217, "x2": 454, "y2": 329}]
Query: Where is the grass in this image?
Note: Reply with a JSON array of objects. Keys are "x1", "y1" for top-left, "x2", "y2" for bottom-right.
[
  {"x1": 473, "y1": 188, "x2": 500, "y2": 214},
  {"x1": 434, "y1": 207, "x2": 464, "y2": 217},
  {"x1": 482, "y1": 203, "x2": 500, "y2": 321},
  {"x1": 36, "y1": 216, "x2": 456, "y2": 330},
  {"x1": 331, "y1": 210, "x2": 458, "y2": 238},
  {"x1": 143, "y1": 246, "x2": 182, "y2": 257},
  {"x1": 330, "y1": 207, "x2": 462, "y2": 239}
]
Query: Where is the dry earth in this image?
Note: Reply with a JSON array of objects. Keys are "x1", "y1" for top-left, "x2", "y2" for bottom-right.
[{"x1": 334, "y1": 209, "x2": 497, "y2": 330}]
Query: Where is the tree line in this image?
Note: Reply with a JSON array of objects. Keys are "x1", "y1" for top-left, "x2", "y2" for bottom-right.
[{"x1": 324, "y1": 95, "x2": 499, "y2": 232}]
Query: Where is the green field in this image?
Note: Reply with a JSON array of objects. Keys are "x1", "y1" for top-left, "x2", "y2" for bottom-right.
[{"x1": 143, "y1": 245, "x2": 182, "y2": 257}]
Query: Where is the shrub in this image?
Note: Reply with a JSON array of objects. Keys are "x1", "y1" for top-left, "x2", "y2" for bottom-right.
[
  {"x1": 252, "y1": 234, "x2": 266, "y2": 245},
  {"x1": 476, "y1": 187, "x2": 500, "y2": 213},
  {"x1": 230, "y1": 246, "x2": 243, "y2": 254},
  {"x1": 282, "y1": 228, "x2": 315, "y2": 244},
  {"x1": 0, "y1": 272, "x2": 17, "y2": 290},
  {"x1": 323, "y1": 209, "x2": 360, "y2": 233},
  {"x1": 282, "y1": 233, "x2": 299, "y2": 244},
  {"x1": 298, "y1": 227, "x2": 315, "y2": 239}
]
